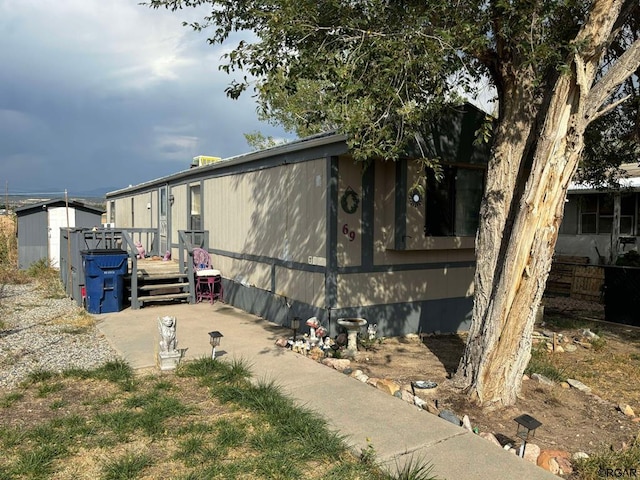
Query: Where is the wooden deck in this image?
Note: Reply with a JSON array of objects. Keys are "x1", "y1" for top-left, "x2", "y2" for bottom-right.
[{"x1": 131, "y1": 258, "x2": 184, "y2": 277}]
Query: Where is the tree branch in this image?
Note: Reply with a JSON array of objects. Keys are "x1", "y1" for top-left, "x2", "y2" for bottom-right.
[{"x1": 585, "y1": 38, "x2": 640, "y2": 122}]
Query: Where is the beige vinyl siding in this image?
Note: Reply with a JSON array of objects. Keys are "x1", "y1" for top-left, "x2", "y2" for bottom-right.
[
  {"x1": 170, "y1": 184, "x2": 187, "y2": 235},
  {"x1": 210, "y1": 255, "x2": 272, "y2": 291},
  {"x1": 275, "y1": 268, "x2": 325, "y2": 307},
  {"x1": 114, "y1": 198, "x2": 131, "y2": 227},
  {"x1": 132, "y1": 193, "x2": 154, "y2": 228},
  {"x1": 151, "y1": 190, "x2": 158, "y2": 228},
  {"x1": 205, "y1": 159, "x2": 326, "y2": 298},
  {"x1": 336, "y1": 267, "x2": 474, "y2": 308},
  {"x1": 204, "y1": 159, "x2": 326, "y2": 261}
]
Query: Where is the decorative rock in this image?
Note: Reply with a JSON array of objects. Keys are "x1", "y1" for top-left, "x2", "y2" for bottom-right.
[
  {"x1": 566, "y1": 378, "x2": 592, "y2": 394},
  {"x1": 342, "y1": 367, "x2": 353, "y2": 375},
  {"x1": 414, "y1": 396, "x2": 427, "y2": 408},
  {"x1": 522, "y1": 443, "x2": 541, "y2": 464},
  {"x1": 354, "y1": 372, "x2": 369, "y2": 383},
  {"x1": 564, "y1": 344, "x2": 577, "y2": 352},
  {"x1": 321, "y1": 358, "x2": 351, "y2": 371},
  {"x1": 522, "y1": 374, "x2": 530, "y2": 381},
  {"x1": 350, "y1": 369, "x2": 364, "y2": 378},
  {"x1": 439, "y1": 410, "x2": 461, "y2": 426},
  {"x1": 462, "y1": 414, "x2": 473, "y2": 432},
  {"x1": 537, "y1": 450, "x2": 571, "y2": 475},
  {"x1": 399, "y1": 389, "x2": 414, "y2": 404},
  {"x1": 572, "y1": 452, "x2": 589, "y2": 460},
  {"x1": 367, "y1": 377, "x2": 380, "y2": 387},
  {"x1": 556, "y1": 456, "x2": 573, "y2": 475},
  {"x1": 479, "y1": 432, "x2": 502, "y2": 447},
  {"x1": 275, "y1": 337, "x2": 289, "y2": 348},
  {"x1": 581, "y1": 329, "x2": 600, "y2": 340},
  {"x1": 554, "y1": 345, "x2": 565, "y2": 353},
  {"x1": 424, "y1": 402, "x2": 440, "y2": 415},
  {"x1": 376, "y1": 378, "x2": 401, "y2": 396},
  {"x1": 619, "y1": 403, "x2": 636, "y2": 417},
  {"x1": 531, "y1": 373, "x2": 554, "y2": 386}
]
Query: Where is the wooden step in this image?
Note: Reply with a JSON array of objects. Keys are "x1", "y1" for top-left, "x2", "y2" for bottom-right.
[
  {"x1": 136, "y1": 292, "x2": 191, "y2": 303},
  {"x1": 127, "y1": 273, "x2": 189, "y2": 281},
  {"x1": 137, "y1": 282, "x2": 188, "y2": 291}
]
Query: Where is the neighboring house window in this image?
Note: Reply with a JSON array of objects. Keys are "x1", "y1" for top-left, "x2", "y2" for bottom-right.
[
  {"x1": 562, "y1": 193, "x2": 638, "y2": 235},
  {"x1": 621, "y1": 193, "x2": 635, "y2": 235},
  {"x1": 190, "y1": 184, "x2": 201, "y2": 230},
  {"x1": 425, "y1": 165, "x2": 484, "y2": 236},
  {"x1": 109, "y1": 201, "x2": 115, "y2": 224}
]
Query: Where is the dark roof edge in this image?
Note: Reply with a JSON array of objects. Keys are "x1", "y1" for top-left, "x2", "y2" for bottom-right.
[
  {"x1": 15, "y1": 199, "x2": 104, "y2": 215},
  {"x1": 107, "y1": 131, "x2": 347, "y2": 197}
]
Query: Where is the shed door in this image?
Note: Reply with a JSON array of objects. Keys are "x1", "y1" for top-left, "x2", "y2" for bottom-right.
[
  {"x1": 159, "y1": 186, "x2": 168, "y2": 254},
  {"x1": 48, "y1": 207, "x2": 74, "y2": 268}
]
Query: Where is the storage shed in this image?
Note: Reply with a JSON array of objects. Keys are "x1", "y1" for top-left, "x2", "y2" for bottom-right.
[
  {"x1": 106, "y1": 104, "x2": 489, "y2": 336},
  {"x1": 16, "y1": 199, "x2": 104, "y2": 269}
]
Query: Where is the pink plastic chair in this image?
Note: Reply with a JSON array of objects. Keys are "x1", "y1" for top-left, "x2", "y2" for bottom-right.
[{"x1": 193, "y1": 247, "x2": 223, "y2": 304}]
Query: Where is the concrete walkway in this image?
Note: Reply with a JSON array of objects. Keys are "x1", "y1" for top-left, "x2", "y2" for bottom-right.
[{"x1": 96, "y1": 301, "x2": 557, "y2": 480}]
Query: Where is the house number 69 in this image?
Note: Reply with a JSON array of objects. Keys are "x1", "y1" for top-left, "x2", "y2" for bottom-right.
[{"x1": 342, "y1": 224, "x2": 356, "y2": 242}]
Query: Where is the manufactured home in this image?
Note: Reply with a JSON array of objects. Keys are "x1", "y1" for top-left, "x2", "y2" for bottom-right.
[{"x1": 106, "y1": 104, "x2": 489, "y2": 336}]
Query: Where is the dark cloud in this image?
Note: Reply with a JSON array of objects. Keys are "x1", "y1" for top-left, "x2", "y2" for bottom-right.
[{"x1": 0, "y1": 0, "x2": 293, "y2": 196}]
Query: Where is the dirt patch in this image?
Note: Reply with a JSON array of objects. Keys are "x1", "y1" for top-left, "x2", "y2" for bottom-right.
[{"x1": 347, "y1": 298, "x2": 640, "y2": 460}]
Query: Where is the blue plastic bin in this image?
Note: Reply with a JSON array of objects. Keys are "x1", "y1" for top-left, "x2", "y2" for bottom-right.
[{"x1": 81, "y1": 249, "x2": 128, "y2": 314}]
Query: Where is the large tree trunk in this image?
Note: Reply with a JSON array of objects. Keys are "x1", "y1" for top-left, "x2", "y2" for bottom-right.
[
  {"x1": 454, "y1": 75, "x2": 585, "y2": 407},
  {"x1": 454, "y1": 0, "x2": 640, "y2": 407}
]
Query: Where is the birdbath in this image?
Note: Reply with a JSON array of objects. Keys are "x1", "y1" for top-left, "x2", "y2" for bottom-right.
[{"x1": 337, "y1": 318, "x2": 367, "y2": 355}]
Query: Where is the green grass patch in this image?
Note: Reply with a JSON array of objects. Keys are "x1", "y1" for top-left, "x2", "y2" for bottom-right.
[
  {"x1": 0, "y1": 356, "x2": 437, "y2": 480},
  {"x1": 101, "y1": 452, "x2": 152, "y2": 480},
  {"x1": 574, "y1": 442, "x2": 640, "y2": 480},
  {"x1": 0, "y1": 391, "x2": 24, "y2": 408},
  {"x1": 36, "y1": 381, "x2": 64, "y2": 398},
  {"x1": 525, "y1": 345, "x2": 567, "y2": 382}
]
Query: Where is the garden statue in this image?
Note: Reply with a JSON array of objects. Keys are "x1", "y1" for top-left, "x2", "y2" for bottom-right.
[
  {"x1": 367, "y1": 323, "x2": 378, "y2": 341},
  {"x1": 158, "y1": 315, "x2": 177, "y2": 353}
]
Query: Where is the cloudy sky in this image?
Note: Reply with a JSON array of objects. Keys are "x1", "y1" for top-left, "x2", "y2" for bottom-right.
[{"x1": 0, "y1": 0, "x2": 292, "y2": 197}]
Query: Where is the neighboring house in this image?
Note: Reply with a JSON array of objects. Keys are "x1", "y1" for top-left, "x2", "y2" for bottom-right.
[
  {"x1": 556, "y1": 163, "x2": 640, "y2": 264},
  {"x1": 105, "y1": 104, "x2": 490, "y2": 336},
  {"x1": 16, "y1": 199, "x2": 104, "y2": 269}
]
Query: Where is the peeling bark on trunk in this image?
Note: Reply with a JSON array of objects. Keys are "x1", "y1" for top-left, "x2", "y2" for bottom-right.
[
  {"x1": 454, "y1": 0, "x2": 640, "y2": 407},
  {"x1": 455, "y1": 75, "x2": 587, "y2": 406}
]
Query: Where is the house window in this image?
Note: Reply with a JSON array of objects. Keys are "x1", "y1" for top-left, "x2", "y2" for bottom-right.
[
  {"x1": 621, "y1": 193, "x2": 635, "y2": 235},
  {"x1": 559, "y1": 196, "x2": 578, "y2": 234},
  {"x1": 190, "y1": 184, "x2": 201, "y2": 230},
  {"x1": 160, "y1": 187, "x2": 167, "y2": 217},
  {"x1": 580, "y1": 195, "x2": 598, "y2": 234},
  {"x1": 425, "y1": 165, "x2": 484, "y2": 236},
  {"x1": 109, "y1": 201, "x2": 115, "y2": 224},
  {"x1": 573, "y1": 193, "x2": 637, "y2": 235}
]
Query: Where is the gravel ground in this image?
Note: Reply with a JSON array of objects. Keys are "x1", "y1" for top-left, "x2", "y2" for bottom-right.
[{"x1": 0, "y1": 283, "x2": 120, "y2": 390}]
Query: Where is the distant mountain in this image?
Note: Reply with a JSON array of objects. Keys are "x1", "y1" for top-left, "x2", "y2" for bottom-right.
[{"x1": 68, "y1": 186, "x2": 119, "y2": 198}]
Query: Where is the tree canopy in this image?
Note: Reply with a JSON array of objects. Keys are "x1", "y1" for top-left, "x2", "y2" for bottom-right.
[{"x1": 150, "y1": 0, "x2": 639, "y2": 171}]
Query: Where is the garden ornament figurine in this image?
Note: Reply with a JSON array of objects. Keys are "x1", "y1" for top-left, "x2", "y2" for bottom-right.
[{"x1": 158, "y1": 315, "x2": 177, "y2": 353}]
